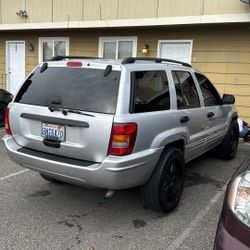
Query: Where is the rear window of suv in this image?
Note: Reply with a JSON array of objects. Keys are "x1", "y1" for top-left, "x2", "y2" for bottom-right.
[
  {"x1": 15, "y1": 67, "x2": 120, "y2": 114},
  {"x1": 130, "y1": 70, "x2": 170, "y2": 113}
]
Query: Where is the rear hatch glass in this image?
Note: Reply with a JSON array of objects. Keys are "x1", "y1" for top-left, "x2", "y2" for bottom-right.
[{"x1": 15, "y1": 67, "x2": 120, "y2": 114}]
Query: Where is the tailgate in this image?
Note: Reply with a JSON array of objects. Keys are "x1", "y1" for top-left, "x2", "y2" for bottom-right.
[
  {"x1": 10, "y1": 103, "x2": 113, "y2": 162},
  {"x1": 9, "y1": 64, "x2": 121, "y2": 162}
]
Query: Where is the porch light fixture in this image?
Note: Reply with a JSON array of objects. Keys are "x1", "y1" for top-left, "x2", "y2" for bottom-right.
[
  {"x1": 142, "y1": 44, "x2": 149, "y2": 54},
  {"x1": 240, "y1": 0, "x2": 250, "y2": 4},
  {"x1": 16, "y1": 10, "x2": 28, "y2": 18},
  {"x1": 26, "y1": 43, "x2": 34, "y2": 52}
]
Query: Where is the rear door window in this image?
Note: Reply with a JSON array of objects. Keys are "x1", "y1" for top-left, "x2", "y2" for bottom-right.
[
  {"x1": 15, "y1": 67, "x2": 120, "y2": 114},
  {"x1": 130, "y1": 70, "x2": 170, "y2": 113},
  {"x1": 172, "y1": 71, "x2": 200, "y2": 109}
]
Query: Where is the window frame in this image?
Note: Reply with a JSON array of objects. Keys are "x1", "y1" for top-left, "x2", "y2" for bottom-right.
[
  {"x1": 171, "y1": 70, "x2": 201, "y2": 110},
  {"x1": 194, "y1": 72, "x2": 222, "y2": 107},
  {"x1": 129, "y1": 69, "x2": 171, "y2": 114},
  {"x1": 157, "y1": 40, "x2": 193, "y2": 64},
  {"x1": 98, "y1": 36, "x2": 137, "y2": 59},
  {"x1": 38, "y1": 37, "x2": 70, "y2": 63}
]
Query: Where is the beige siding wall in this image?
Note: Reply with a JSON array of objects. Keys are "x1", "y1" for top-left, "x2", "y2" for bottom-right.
[
  {"x1": 99, "y1": 0, "x2": 118, "y2": 20},
  {"x1": 83, "y1": 0, "x2": 118, "y2": 20},
  {"x1": 26, "y1": 0, "x2": 52, "y2": 23},
  {"x1": 118, "y1": 0, "x2": 157, "y2": 19},
  {"x1": 0, "y1": 38, "x2": 4, "y2": 87},
  {"x1": 53, "y1": 0, "x2": 82, "y2": 22},
  {"x1": 0, "y1": 0, "x2": 250, "y2": 24},
  {"x1": 83, "y1": 0, "x2": 101, "y2": 20},
  {"x1": 158, "y1": 0, "x2": 204, "y2": 17},
  {"x1": 1, "y1": 0, "x2": 25, "y2": 24},
  {"x1": 204, "y1": 0, "x2": 249, "y2": 15},
  {"x1": 0, "y1": 24, "x2": 249, "y2": 122}
]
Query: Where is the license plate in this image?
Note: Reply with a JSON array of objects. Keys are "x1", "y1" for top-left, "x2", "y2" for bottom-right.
[{"x1": 41, "y1": 123, "x2": 65, "y2": 142}]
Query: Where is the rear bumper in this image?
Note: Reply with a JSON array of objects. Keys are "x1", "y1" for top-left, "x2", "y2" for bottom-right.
[{"x1": 2, "y1": 135, "x2": 162, "y2": 189}]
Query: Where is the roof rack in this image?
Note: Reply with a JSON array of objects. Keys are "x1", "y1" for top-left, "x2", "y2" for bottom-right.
[
  {"x1": 121, "y1": 57, "x2": 192, "y2": 67},
  {"x1": 50, "y1": 56, "x2": 100, "y2": 61}
]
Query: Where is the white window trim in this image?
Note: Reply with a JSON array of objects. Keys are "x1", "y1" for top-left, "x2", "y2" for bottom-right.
[
  {"x1": 157, "y1": 40, "x2": 193, "y2": 64},
  {"x1": 38, "y1": 37, "x2": 70, "y2": 63},
  {"x1": 98, "y1": 36, "x2": 137, "y2": 59}
]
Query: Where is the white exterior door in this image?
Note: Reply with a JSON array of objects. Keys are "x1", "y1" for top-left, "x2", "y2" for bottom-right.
[
  {"x1": 158, "y1": 40, "x2": 193, "y2": 64},
  {"x1": 6, "y1": 41, "x2": 25, "y2": 95}
]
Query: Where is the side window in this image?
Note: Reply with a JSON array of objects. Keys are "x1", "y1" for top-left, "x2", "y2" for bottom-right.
[
  {"x1": 172, "y1": 71, "x2": 200, "y2": 109},
  {"x1": 158, "y1": 40, "x2": 192, "y2": 64},
  {"x1": 99, "y1": 37, "x2": 137, "y2": 59},
  {"x1": 131, "y1": 71, "x2": 170, "y2": 113},
  {"x1": 39, "y1": 37, "x2": 69, "y2": 62},
  {"x1": 195, "y1": 73, "x2": 222, "y2": 106}
]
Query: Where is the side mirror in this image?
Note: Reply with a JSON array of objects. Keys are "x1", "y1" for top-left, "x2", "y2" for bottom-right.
[{"x1": 222, "y1": 94, "x2": 235, "y2": 104}]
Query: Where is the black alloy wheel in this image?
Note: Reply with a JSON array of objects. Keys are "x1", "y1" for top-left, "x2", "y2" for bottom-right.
[
  {"x1": 215, "y1": 119, "x2": 239, "y2": 160},
  {"x1": 160, "y1": 161, "x2": 184, "y2": 205},
  {"x1": 141, "y1": 147, "x2": 185, "y2": 213},
  {"x1": 229, "y1": 124, "x2": 239, "y2": 156}
]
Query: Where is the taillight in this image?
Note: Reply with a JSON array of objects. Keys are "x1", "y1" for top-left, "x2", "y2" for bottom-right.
[
  {"x1": 67, "y1": 61, "x2": 82, "y2": 68},
  {"x1": 4, "y1": 107, "x2": 11, "y2": 135},
  {"x1": 108, "y1": 123, "x2": 137, "y2": 156}
]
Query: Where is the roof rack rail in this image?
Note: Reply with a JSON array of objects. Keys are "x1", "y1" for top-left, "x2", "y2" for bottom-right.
[
  {"x1": 50, "y1": 56, "x2": 100, "y2": 61},
  {"x1": 121, "y1": 57, "x2": 192, "y2": 67}
]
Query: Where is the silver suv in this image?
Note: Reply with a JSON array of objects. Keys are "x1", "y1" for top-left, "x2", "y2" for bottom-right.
[{"x1": 2, "y1": 56, "x2": 239, "y2": 212}]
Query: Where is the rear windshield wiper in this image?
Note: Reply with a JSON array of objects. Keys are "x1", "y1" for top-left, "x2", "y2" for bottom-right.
[
  {"x1": 48, "y1": 106, "x2": 94, "y2": 117},
  {"x1": 66, "y1": 109, "x2": 95, "y2": 117}
]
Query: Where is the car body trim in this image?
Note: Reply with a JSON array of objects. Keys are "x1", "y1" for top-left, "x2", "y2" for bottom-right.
[
  {"x1": 20, "y1": 113, "x2": 89, "y2": 128},
  {"x1": 17, "y1": 147, "x2": 94, "y2": 166}
]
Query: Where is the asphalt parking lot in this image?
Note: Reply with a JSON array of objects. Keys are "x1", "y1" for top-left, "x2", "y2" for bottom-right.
[{"x1": 0, "y1": 128, "x2": 249, "y2": 250}]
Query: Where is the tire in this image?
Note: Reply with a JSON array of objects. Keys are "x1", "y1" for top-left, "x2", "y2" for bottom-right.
[
  {"x1": 140, "y1": 147, "x2": 185, "y2": 213},
  {"x1": 40, "y1": 173, "x2": 66, "y2": 184},
  {"x1": 0, "y1": 103, "x2": 7, "y2": 127},
  {"x1": 215, "y1": 119, "x2": 239, "y2": 160}
]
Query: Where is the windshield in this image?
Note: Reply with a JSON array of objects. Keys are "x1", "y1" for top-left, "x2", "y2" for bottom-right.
[{"x1": 15, "y1": 67, "x2": 120, "y2": 114}]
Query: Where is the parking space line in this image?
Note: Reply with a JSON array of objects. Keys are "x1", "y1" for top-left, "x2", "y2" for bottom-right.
[
  {"x1": 0, "y1": 169, "x2": 29, "y2": 181},
  {"x1": 167, "y1": 184, "x2": 227, "y2": 250}
]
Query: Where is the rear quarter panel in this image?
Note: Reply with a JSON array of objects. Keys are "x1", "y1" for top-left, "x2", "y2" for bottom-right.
[{"x1": 114, "y1": 111, "x2": 188, "y2": 153}]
